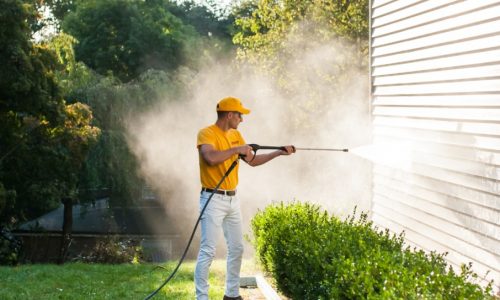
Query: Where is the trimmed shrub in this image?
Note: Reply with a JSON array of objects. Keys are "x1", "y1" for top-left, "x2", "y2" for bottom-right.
[{"x1": 251, "y1": 202, "x2": 494, "y2": 299}]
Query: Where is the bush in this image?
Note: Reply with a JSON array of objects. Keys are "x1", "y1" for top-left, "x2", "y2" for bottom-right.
[
  {"x1": 251, "y1": 202, "x2": 494, "y2": 299},
  {"x1": 74, "y1": 236, "x2": 143, "y2": 264},
  {"x1": 0, "y1": 227, "x2": 22, "y2": 265}
]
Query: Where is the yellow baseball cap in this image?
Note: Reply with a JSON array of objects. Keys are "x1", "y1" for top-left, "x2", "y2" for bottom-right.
[{"x1": 216, "y1": 97, "x2": 251, "y2": 114}]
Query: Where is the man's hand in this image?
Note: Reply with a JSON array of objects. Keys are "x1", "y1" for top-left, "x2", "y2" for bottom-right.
[
  {"x1": 280, "y1": 145, "x2": 296, "y2": 155},
  {"x1": 235, "y1": 145, "x2": 253, "y2": 158}
]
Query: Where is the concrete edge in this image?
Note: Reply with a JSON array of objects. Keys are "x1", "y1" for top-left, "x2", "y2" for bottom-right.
[{"x1": 255, "y1": 275, "x2": 282, "y2": 300}]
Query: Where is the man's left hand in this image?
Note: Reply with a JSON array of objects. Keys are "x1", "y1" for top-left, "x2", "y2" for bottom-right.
[{"x1": 280, "y1": 145, "x2": 296, "y2": 155}]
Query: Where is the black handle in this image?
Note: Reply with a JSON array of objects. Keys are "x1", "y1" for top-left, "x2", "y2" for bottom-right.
[
  {"x1": 248, "y1": 144, "x2": 288, "y2": 151},
  {"x1": 241, "y1": 144, "x2": 293, "y2": 162}
]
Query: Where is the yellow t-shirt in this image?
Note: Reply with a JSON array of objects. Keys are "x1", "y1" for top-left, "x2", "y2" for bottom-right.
[{"x1": 197, "y1": 124, "x2": 246, "y2": 190}]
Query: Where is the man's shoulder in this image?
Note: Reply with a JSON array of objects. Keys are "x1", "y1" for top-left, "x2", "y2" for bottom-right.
[
  {"x1": 198, "y1": 124, "x2": 217, "y2": 135},
  {"x1": 197, "y1": 125, "x2": 220, "y2": 144}
]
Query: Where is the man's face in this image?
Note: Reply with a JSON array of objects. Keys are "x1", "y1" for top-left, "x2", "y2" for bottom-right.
[{"x1": 228, "y1": 111, "x2": 243, "y2": 129}]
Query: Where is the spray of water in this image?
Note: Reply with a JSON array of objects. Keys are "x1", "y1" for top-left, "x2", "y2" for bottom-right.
[
  {"x1": 350, "y1": 142, "x2": 415, "y2": 171},
  {"x1": 125, "y1": 25, "x2": 372, "y2": 258}
]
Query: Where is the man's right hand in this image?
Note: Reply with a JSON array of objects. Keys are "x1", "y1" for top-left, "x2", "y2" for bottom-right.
[{"x1": 235, "y1": 145, "x2": 253, "y2": 158}]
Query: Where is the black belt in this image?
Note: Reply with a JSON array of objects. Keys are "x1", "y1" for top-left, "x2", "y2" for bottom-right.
[{"x1": 201, "y1": 188, "x2": 236, "y2": 196}]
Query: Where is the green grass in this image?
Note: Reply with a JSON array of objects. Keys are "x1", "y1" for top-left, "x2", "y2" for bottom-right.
[{"x1": 0, "y1": 259, "x2": 260, "y2": 299}]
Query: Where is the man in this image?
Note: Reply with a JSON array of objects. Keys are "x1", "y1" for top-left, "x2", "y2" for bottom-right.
[{"x1": 195, "y1": 96, "x2": 295, "y2": 300}]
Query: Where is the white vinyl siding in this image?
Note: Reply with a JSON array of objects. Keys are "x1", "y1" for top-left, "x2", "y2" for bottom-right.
[{"x1": 370, "y1": 0, "x2": 500, "y2": 289}]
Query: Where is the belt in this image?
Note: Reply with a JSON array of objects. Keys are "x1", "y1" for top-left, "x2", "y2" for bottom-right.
[{"x1": 201, "y1": 188, "x2": 236, "y2": 196}]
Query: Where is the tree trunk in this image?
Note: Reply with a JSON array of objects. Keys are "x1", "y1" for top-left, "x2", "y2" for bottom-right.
[{"x1": 58, "y1": 197, "x2": 73, "y2": 264}]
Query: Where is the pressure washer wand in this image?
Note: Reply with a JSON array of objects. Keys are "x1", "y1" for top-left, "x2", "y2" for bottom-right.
[
  {"x1": 248, "y1": 144, "x2": 348, "y2": 153},
  {"x1": 295, "y1": 147, "x2": 348, "y2": 152}
]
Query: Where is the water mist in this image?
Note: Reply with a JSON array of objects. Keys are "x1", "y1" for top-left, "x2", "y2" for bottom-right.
[{"x1": 125, "y1": 27, "x2": 371, "y2": 259}]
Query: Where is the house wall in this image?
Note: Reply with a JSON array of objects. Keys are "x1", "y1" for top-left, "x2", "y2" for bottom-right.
[{"x1": 370, "y1": 0, "x2": 500, "y2": 288}]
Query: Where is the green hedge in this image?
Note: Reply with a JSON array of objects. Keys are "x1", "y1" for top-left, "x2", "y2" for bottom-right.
[{"x1": 251, "y1": 202, "x2": 494, "y2": 299}]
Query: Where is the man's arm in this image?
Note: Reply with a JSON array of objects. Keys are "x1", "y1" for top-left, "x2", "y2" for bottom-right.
[
  {"x1": 199, "y1": 144, "x2": 252, "y2": 166},
  {"x1": 244, "y1": 145, "x2": 295, "y2": 167}
]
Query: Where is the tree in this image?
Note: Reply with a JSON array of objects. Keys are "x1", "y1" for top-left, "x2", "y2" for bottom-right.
[
  {"x1": 233, "y1": 0, "x2": 368, "y2": 72},
  {"x1": 165, "y1": 0, "x2": 233, "y2": 39},
  {"x1": 52, "y1": 102, "x2": 100, "y2": 263},
  {"x1": 1, "y1": 0, "x2": 64, "y2": 222},
  {"x1": 46, "y1": 32, "x2": 100, "y2": 102},
  {"x1": 163, "y1": 0, "x2": 237, "y2": 63},
  {"x1": 231, "y1": 0, "x2": 369, "y2": 132},
  {"x1": 72, "y1": 68, "x2": 194, "y2": 207},
  {"x1": 0, "y1": 0, "x2": 100, "y2": 227},
  {"x1": 48, "y1": 0, "x2": 230, "y2": 206},
  {"x1": 62, "y1": 0, "x2": 199, "y2": 82},
  {"x1": 42, "y1": 0, "x2": 79, "y2": 26}
]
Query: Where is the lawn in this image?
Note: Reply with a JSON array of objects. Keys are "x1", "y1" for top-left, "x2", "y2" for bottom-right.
[{"x1": 0, "y1": 259, "x2": 261, "y2": 299}]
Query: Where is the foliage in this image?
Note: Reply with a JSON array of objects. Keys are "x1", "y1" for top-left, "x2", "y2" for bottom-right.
[
  {"x1": 0, "y1": 1, "x2": 64, "y2": 127},
  {"x1": 29, "y1": 30, "x2": 186, "y2": 207},
  {"x1": 230, "y1": 0, "x2": 370, "y2": 136},
  {"x1": 51, "y1": 102, "x2": 101, "y2": 193},
  {"x1": 61, "y1": 0, "x2": 199, "y2": 82},
  {"x1": 165, "y1": 0, "x2": 237, "y2": 64},
  {"x1": 45, "y1": 32, "x2": 99, "y2": 100},
  {"x1": 166, "y1": 0, "x2": 232, "y2": 39},
  {"x1": 0, "y1": 100, "x2": 100, "y2": 224},
  {"x1": 0, "y1": 183, "x2": 16, "y2": 222},
  {"x1": 71, "y1": 68, "x2": 194, "y2": 206},
  {"x1": 232, "y1": 0, "x2": 369, "y2": 71},
  {"x1": 252, "y1": 202, "x2": 494, "y2": 299},
  {"x1": 0, "y1": 227, "x2": 22, "y2": 265},
  {"x1": 0, "y1": 0, "x2": 100, "y2": 225},
  {"x1": 73, "y1": 236, "x2": 143, "y2": 264},
  {"x1": 43, "y1": 2, "x2": 229, "y2": 208},
  {"x1": 43, "y1": 29, "x2": 196, "y2": 206},
  {"x1": 28, "y1": 0, "x2": 235, "y2": 209},
  {"x1": 41, "y1": 0, "x2": 79, "y2": 26}
]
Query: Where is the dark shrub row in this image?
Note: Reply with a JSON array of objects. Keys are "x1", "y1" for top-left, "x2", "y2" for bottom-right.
[
  {"x1": 251, "y1": 202, "x2": 494, "y2": 299},
  {"x1": 0, "y1": 227, "x2": 21, "y2": 265}
]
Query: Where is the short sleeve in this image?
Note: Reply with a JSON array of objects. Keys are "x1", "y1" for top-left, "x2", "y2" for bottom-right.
[{"x1": 197, "y1": 128, "x2": 215, "y2": 148}]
